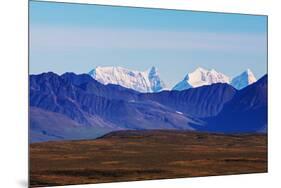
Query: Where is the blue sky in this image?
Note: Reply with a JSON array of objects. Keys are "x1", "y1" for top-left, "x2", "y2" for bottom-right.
[{"x1": 29, "y1": 1, "x2": 267, "y2": 87}]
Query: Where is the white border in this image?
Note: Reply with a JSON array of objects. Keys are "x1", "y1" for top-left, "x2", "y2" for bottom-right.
[{"x1": 1, "y1": 0, "x2": 281, "y2": 188}]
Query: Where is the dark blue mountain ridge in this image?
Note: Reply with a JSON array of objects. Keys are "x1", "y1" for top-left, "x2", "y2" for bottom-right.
[
  {"x1": 198, "y1": 75, "x2": 268, "y2": 133},
  {"x1": 30, "y1": 72, "x2": 238, "y2": 118},
  {"x1": 30, "y1": 72, "x2": 204, "y2": 142},
  {"x1": 29, "y1": 72, "x2": 267, "y2": 142},
  {"x1": 140, "y1": 83, "x2": 237, "y2": 118},
  {"x1": 31, "y1": 72, "x2": 140, "y2": 100}
]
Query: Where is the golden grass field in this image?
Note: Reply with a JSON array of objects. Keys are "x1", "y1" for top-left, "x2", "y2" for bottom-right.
[{"x1": 30, "y1": 130, "x2": 267, "y2": 187}]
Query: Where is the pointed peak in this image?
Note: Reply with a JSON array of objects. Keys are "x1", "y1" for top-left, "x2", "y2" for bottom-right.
[
  {"x1": 245, "y1": 68, "x2": 253, "y2": 75},
  {"x1": 88, "y1": 68, "x2": 96, "y2": 76},
  {"x1": 150, "y1": 66, "x2": 157, "y2": 71},
  {"x1": 240, "y1": 69, "x2": 255, "y2": 79},
  {"x1": 230, "y1": 69, "x2": 257, "y2": 89},
  {"x1": 183, "y1": 74, "x2": 189, "y2": 80},
  {"x1": 148, "y1": 66, "x2": 158, "y2": 75}
]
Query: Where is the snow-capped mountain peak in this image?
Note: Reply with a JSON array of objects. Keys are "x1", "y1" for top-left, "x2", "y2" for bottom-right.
[
  {"x1": 89, "y1": 66, "x2": 258, "y2": 92},
  {"x1": 148, "y1": 66, "x2": 157, "y2": 75},
  {"x1": 173, "y1": 67, "x2": 230, "y2": 91},
  {"x1": 88, "y1": 66, "x2": 166, "y2": 93},
  {"x1": 147, "y1": 66, "x2": 167, "y2": 92},
  {"x1": 230, "y1": 69, "x2": 257, "y2": 90}
]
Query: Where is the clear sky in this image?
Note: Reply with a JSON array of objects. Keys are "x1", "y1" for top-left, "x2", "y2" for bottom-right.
[{"x1": 29, "y1": 1, "x2": 267, "y2": 88}]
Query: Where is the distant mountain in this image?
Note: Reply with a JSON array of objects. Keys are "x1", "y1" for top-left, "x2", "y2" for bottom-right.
[
  {"x1": 172, "y1": 67, "x2": 230, "y2": 91},
  {"x1": 87, "y1": 66, "x2": 258, "y2": 92},
  {"x1": 29, "y1": 72, "x2": 267, "y2": 142},
  {"x1": 148, "y1": 66, "x2": 167, "y2": 92},
  {"x1": 88, "y1": 66, "x2": 166, "y2": 93},
  {"x1": 200, "y1": 75, "x2": 267, "y2": 133},
  {"x1": 230, "y1": 69, "x2": 257, "y2": 90}
]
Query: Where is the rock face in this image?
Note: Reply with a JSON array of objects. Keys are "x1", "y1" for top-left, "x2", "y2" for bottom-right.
[
  {"x1": 88, "y1": 66, "x2": 166, "y2": 93},
  {"x1": 29, "y1": 72, "x2": 267, "y2": 142},
  {"x1": 173, "y1": 67, "x2": 230, "y2": 91},
  {"x1": 230, "y1": 69, "x2": 257, "y2": 90}
]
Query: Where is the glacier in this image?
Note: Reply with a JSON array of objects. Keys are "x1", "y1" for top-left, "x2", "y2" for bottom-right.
[{"x1": 88, "y1": 66, "x2": 166, "y2": 93}]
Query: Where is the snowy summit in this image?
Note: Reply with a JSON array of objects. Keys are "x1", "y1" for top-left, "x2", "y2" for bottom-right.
[
  {"x1": 88, "y1": 66, "x2": 166, "y2": 93},
  {"x1": 172, "y1": 67, "x2": 230, "y2": 91},
  {"x1": 230, "y1": 69, "x2": 257, "y2": 90}
]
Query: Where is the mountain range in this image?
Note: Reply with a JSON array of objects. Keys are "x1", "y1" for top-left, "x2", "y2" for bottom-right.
[
  {"x1": 29, "y1": 71, "x2": 267, "y2": 142},
  {"x1": 88, "y1": 66, "x2": 257, "y2": 92}
]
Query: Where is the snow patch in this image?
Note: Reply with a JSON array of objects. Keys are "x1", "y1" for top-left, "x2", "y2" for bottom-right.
[{"x1": 176, "y1": 111, "x2": 183, "y2": 115}]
